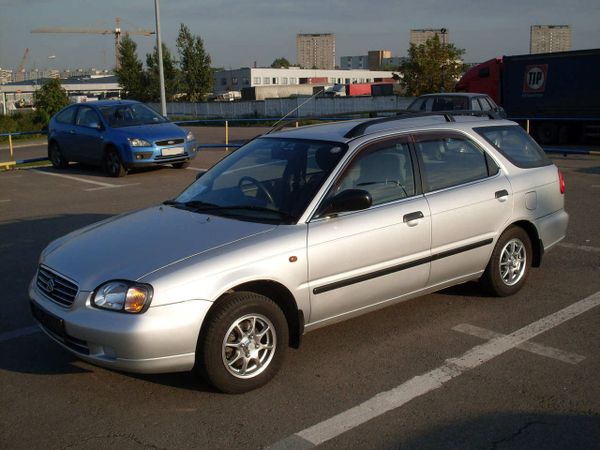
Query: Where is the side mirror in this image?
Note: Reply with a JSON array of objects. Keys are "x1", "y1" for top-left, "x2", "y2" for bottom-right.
[
  {"x1": 496, "y1": 106, "x2": 507, "y2": 118},
  {"x1": 195, "y1": 169, "x2": 208, "y2": 180},
  {"x1": 319, "y1": 189, "x2": 372, "y2": 217},
  {"x1": 89, "y1": 122, "x2": 103, "y2": 130}
]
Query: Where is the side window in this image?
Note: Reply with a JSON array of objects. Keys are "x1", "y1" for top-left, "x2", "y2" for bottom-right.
[
  {"x1": 416, "y1": 135, "x2": 490, "y2": 192},
  {"x1": 55, "y1": 107, "x2": 76, "y2": 124},
  {"x1": 75, "y1": 106, "x2": 100, "y2": 128},
  {"x1": 329, "y1": 139, "x2": 415, "y2": 207},
  {"x1": 471, "y1": 98, "x2": 482, "y2": 111},
  {"x1": 478, "y1": 97, "x2": 493, "y2": 111}
]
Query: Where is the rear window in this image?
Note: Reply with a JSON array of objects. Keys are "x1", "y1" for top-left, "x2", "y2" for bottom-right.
[{"x1": 474, "y1": 125, "x2": 552, "y2": 168}]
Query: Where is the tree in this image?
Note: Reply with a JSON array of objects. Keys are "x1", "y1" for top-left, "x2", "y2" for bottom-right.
[
  {"x1": 176, "y1": 24, "x2": 213, "y2": 101},
  {"x1": 271, "y1": 57, "x2": 290, "y2": 68},
  {"x1": 146, "y1": 43, "x2": 180, "y2": 102},
  {"x1": 398, "y1": 35, "x2": 466, "y2": 96},
  {"x1": 115, "y1": 34, "x2": 147, "y2": 100},
  {"x1": 33, "y1": 78, "x2": 69, "y2": 125}
]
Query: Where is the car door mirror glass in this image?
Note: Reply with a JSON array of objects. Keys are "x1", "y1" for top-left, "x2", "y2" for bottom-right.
[{"x1": 319, "y1": 189, "x2": 372, "y2": 217}]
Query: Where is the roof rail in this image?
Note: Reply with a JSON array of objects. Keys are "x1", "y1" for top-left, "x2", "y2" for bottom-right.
[{"x1": 343, "y1": 110, "x2": 499, "y2": 139}]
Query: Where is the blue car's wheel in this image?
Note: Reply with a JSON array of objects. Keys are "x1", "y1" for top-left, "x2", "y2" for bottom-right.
[
  {"x1": 49, "y1": 141, "x2": 68, "y2": 169},
  {"x1": 104, "y1": 147, "x2": 126, "y2": 177}
]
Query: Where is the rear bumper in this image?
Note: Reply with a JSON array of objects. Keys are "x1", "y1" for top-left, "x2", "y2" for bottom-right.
[{"x1": 535, "y1": 208, "x2": 569, "y2": 251}]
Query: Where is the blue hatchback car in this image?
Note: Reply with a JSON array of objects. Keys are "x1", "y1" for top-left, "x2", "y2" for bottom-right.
[{"x1": 47, "y1": 100, "x2": 198, "y2": 177}]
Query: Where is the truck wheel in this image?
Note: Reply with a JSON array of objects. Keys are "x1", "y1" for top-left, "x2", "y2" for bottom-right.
[
  {"x1": 49, "y1": 142, "x2": 69, "y2": 169},
  {"x1": 536, "y1": 122, "x2": 558, "y2": 145},
  {"x1": 481, "y1": 226, "x2": 532, "y2": 297},
  {"x1": 196, "y1": 292, "x2": 288, "y2": 394}
]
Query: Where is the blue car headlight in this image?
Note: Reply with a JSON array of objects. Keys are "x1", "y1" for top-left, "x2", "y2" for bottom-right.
[
  {"x1": 92, "y1": 280, "x2": 153, "y2": 314},
  {"x1": 128, "y1": 137, "x2": 152, "y2": 147}
]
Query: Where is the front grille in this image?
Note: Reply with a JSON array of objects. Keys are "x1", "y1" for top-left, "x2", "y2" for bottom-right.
[
  {"x1": 156, "y1": 138, "x2": 184, "y2": 146},
  {"x1": 36, "y1": 266, "x2": 79, "y2": 308}
]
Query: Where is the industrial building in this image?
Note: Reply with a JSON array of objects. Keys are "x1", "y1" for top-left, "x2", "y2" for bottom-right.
[
  {"x1": 0, "y1": 75, "x2": 121, "y2": 115},
  {"x1": 296, "y1": 33, "x2": 336, "y2": 69},
  {"x1": 530, "y1": 25, "x2": 571, "y2": 54},
  {"x1": 410, "y1": 28, "x2": 449, "y2": 46},
  {"x1": 341, "y1": 54, "x2": 406, "y2": 71},
  {"x1": 213, "y1": 67, "x2": 396, "y2": 95}
]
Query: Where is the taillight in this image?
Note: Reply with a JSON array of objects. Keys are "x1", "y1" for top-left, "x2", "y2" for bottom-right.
[{"x1": 558, "y1": 168, "x2": 565, "y2": 194}]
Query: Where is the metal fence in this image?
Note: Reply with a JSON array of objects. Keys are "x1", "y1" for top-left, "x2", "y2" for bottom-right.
[{"x1": 148, "y1": 96, "x2": 414, "y2": 118}]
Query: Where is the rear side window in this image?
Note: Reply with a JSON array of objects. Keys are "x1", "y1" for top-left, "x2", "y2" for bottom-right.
[
  {"x1": 55, "y1": 107, "x2": 76, "y2": 124},
  {"x1": 474, "y1": 125, "x2": 552, "y2": 168},
  {"x1": 415, "y1": 135, "x2": 492, "y2": 192}
]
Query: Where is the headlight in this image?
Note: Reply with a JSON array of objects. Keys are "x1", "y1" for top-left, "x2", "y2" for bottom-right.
[
  {"x1": 186, "y1": 130, "x2": 195, "y2": 141},
  {"x1": 127, "y1": 137, "x2": 151, "y2": 147},
  {"x1": 92, "y1": 280, "x2": 153, "y2": 314}
]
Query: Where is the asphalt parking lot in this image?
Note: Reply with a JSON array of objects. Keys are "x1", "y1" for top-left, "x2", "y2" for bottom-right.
[{"x1": 0, "y1": 143, "x2": 599, "y2": 449}]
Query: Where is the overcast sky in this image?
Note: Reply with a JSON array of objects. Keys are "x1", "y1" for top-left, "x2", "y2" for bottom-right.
[{"x1": 1, "y1": 0, "x2": 599, "y2": 71}]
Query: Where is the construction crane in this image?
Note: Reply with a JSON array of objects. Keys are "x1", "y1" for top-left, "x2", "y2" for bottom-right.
[{"x1": 31, "y1": 17, "x2": 155, "y2": 69}]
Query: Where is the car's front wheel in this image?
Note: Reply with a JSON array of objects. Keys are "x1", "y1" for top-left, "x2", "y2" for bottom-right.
[
  {"x1": 481, "y1": 226, "x2": 532, "y2": 296},
  {"x1": 48, "y1": 141, "x2": 68, "y2": 169},
  {"x1": 197, "y1": 292, "x2": 288, "y2": 394},
  {"x1": 104, "y1": 148, "x2": 126, "y2": 177}
]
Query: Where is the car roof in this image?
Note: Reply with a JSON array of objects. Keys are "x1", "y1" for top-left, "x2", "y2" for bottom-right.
[
  {"x1": 75, "y1": 99, "x2": 141, "y2": 107},
  {"x1": 415, "y1": 92, "x2": 489, "y2": 99},
  {"x1": 263, "y1": 114, "x2": 514, "y2": 143}
]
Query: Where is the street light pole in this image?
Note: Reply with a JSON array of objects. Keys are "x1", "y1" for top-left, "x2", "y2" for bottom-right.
[{"x1": 154, "y1": 0, "x2": 167, "y2": 117}]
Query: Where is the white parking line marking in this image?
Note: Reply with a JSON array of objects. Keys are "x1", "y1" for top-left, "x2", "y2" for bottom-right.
[
  {"x1": 452, "y1": 323, "x2": 585, "y2": 365},
  {"x1": 185, "y1": 167, "x2": 207, "y2": 172},
  {"x1": 0, "y1": 325, "x2": 41, "y2": 343},
  {"x1": 267, "y1": 291, "x2": 600, "y2": 449},
  {"x1": 558, "y1": 242, "x2": 600, "y2": 253},
  {"x1": 84, "y1": 183, "x2": 140, "y2": 191},
  {"x1": 31, "y1": 170, "x2": 123, "y2": 188},
  {"x1": 0, "y1": 199, "x2": 11, "y2": 203}
]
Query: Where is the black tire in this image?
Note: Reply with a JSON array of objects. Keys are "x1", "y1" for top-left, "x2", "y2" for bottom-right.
[
  {"x1": 104, "y1": 148, "x2": 126, "y2": 177},
  {"x1": 481, "y1": 226, "x2": 532, "y2": 297},
  {"x1": 48, "y1": 141, "x2": 68, "y2": 169},
  {"x1": 172, "y1": 161, "x2": 190, "y2": 169},
  {"x1": 197, "y1": 292, "x2": 288, "y2": 394}
]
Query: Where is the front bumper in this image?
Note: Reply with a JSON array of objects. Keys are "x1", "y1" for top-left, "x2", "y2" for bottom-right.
[
  {"x1": 124, "y1": 140, "x2": 199, "y2": 169},
  {"x1": 29, "y1": 279, "x2": 212, "y2": 374}
]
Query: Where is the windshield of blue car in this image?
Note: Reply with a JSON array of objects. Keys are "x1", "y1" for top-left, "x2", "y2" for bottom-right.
[
  {"x1": 171, "y1": 137, "x2": 348, "y2": 224},
  {"x1": 99, "y1": 103, "x2": 168, "y2": 128}
]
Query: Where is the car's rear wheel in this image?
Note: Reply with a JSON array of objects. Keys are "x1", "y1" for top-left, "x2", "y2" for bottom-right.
[
  {"x1": 48, "y1": 141, "x2": 68, "y2": 169},
  {"x1": 481, "y1": 226, "x2": 532, "y2": 296},
  {"x1": 196, "y1": 292, "x2": 288, "y2": 394},
  {"x1": 104, "y1": 148, "x2": 126, "y2": 177},
  {"x1": 172, "y1": 161, "x2": 190, "y2": 169}
]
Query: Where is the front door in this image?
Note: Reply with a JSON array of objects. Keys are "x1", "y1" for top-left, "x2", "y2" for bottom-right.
[{"x1": 307, "y1": 136, "x2": 431, "y2": 325}]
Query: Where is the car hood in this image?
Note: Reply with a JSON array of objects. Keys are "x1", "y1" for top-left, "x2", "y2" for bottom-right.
[
  {"x1": 114, "y1": 122, "x2": 187, "y2": 141},
  {"x1": 42, "y1": 206, "x2": 275, "y2": 290}
]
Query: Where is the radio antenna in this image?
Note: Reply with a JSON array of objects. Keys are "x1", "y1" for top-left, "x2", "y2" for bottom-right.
[{"x1": 266, "y1": 88, "x2": 325, "y2": 134}]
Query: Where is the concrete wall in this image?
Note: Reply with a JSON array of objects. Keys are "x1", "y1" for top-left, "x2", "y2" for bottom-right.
[{"x1": 150, "y1": 96, "x2": 413, "y2": 119}]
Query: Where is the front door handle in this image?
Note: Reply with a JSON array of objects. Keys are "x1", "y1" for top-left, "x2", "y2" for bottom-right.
[
  {"x1": 403, "y1": 211, "x2": 424, "y2": 226},
  {"x1": 495, "y1": 189, "x2": 509, "y2": 202}
]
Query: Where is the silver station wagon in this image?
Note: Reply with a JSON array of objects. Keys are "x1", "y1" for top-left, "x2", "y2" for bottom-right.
[{"x1": 30, "y1": 113, "x2": 568, "y2": 393}]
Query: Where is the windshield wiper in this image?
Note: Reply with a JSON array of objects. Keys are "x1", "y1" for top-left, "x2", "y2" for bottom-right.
[
  {"x1": 163, "y1": 200, "x2": 220, "y2": 211},
  {"x1": 216, "y1": 205, "x2": 297, "y2": 223}
]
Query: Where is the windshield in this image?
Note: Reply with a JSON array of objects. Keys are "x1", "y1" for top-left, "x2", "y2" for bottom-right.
[
  {"x1": 99, "y1": 103, "x2": 168, "y2": 128},
  {"x1": 171, "y1": 137, "x2": 347, "y2": 224}
]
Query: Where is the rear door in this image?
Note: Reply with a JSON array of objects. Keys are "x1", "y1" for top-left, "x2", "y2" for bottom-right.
[
  {"x1": 71, "y1": 106, "x2": 104, "y2": 164},
  {"x1": 413, "y1": 131, "x2": 513, "y2": 286},
  {"x1": 307, "y1": 135, "x2": 431, "y2": 324}
]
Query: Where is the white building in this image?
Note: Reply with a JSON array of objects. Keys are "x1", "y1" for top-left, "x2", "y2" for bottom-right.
[{"x1": 213, "y1": 67, "x2": 396, "y2": 94}]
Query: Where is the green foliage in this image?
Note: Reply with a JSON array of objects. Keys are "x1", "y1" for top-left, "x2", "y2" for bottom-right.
[
  {"x1": 176, "y1": 24, "x2": 213, "y2": 101},
  {"x1": 399, "y1": 35, "x2": 466, "y2": 96},
  {"x1": 33, "y1": 78, "x2": 69, "y2": 125},
  {"x1": 271, "y1": 57, "x2": 290, "y2": 68},
  {"x1": 115, "y1": 34, "x2": 147, "y2": 100},
  {"x1": 146, "y1": 43, "x2": 180, "y2": 102},
  {"x1": 0, "y1": 111, "x2": 43, "y2": 140}
]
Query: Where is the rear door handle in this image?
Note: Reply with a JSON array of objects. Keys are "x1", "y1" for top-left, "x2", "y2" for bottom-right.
[
  {"x1": 403, "y1": 211, "x2": 424, "y2": 226},
  {"x1": 495, "y1": 189, "x2": 509, "y2": 201}
]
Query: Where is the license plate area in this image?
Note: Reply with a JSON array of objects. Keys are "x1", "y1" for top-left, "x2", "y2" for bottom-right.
[
  {"x1": 161, "y1": 147, "x2": 184, "y2": 156},
  {"x1": 31, "y1": 302, "x2": 65, "y2": 338}
]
